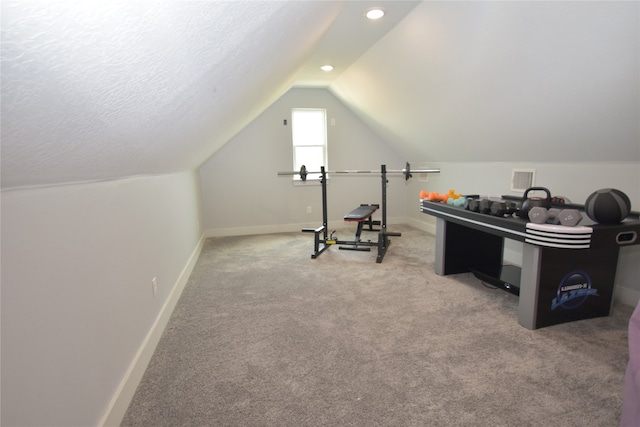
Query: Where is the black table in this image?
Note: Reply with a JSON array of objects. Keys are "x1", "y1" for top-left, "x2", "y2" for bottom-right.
[{"x1": 421, "y1": 200, "x2": 640, "y2": 329}]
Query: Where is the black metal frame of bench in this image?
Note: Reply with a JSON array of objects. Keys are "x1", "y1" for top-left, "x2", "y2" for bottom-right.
[
  {"x1": 340, "y1": 203, "x2": 380, "y2": 251},
  {"x1": 302, "y1": 165, "x2": 401, "y2": 263}
]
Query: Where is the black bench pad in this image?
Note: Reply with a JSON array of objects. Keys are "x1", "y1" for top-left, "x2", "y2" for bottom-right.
[{"x1": 344, "y1": 204, "x2": 378, "y2": 222}]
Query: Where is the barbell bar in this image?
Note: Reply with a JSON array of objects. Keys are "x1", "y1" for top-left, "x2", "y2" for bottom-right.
[{"x1": 278, "y1": 162, "x2": 440, "y2": 181}]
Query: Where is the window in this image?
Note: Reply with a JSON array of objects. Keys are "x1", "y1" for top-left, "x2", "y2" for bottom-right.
[{"x1": 291, "y1": 108, "x2": 327, "y2": 181}]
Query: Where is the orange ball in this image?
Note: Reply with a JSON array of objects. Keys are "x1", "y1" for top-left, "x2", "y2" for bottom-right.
[{"x1": 420, "y1": 190, "x2": 428, "y2": 199}]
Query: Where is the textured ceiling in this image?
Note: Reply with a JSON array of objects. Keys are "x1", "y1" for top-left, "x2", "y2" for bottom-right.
[
  {"x1": 1, "y1": 1, "x2": 346, "y2": 189},
  {"x1": 1, "y1": 0, "x2": 422, "y2": 190},
  {"x1": 3, "y1": 1, "x2": 637, "y2": 190}
]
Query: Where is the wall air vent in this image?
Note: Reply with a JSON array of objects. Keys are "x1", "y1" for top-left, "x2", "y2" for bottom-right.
[{"x1": 511, "y1": 169, "x2": 536, "y2": 192}]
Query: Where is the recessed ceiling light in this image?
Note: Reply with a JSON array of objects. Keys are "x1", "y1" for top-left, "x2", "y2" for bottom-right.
[
  {"x1": 365, "y1": 8, "x2": 385, "y2": 20},
  {"x1": 320, "y1": 65, "x2": 334, "y2": 72}
]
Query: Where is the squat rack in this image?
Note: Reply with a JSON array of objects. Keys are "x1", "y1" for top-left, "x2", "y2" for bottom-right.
[{"x1": 278, "y1": 163, "x2": 440, "y2": 263}]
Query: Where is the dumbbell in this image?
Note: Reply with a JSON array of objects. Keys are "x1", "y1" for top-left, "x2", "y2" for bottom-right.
[
  {"x1": 465, "y1": 198, "x2": 480, "y2": 212},
  {"x1": 478, "y1": 199, "x2": 494, "y2": 214},
  {"x1": 528, "y1": 206, "x2": 583, "y2": 226},
  {"x1": 446, "y1": 196, "x2": 466, "y2": 207},
  {"x1": 466, "y1": 198, "x2": 500, "y2": 215},
  {"x1": 490, "y1": 201, "x2": 518, "y2": 217},
  {"x1": 466, "y1": 198, "x2": 491, "y2": 213}
]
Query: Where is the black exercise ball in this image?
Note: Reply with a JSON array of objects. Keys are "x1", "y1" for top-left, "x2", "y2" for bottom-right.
[{"x1": 584, "y1": 188, "x2": 631, "y2": 224}]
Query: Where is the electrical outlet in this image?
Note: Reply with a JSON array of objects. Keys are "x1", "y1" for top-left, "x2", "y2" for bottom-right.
[
  {"x1": 152, "y1": 277, "x2": 158, "y2": 296},
  {"x1": 419, "y1": 173, "x2": 429, "y2": 182},
  {"x1": 307, "y1": 206, "x2": 312, "y2": 214}
]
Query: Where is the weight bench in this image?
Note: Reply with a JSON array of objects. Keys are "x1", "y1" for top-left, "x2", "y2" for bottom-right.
[
  {"x1": 300, "y1": 165, "x2": 402, "y2": 263},
  {"x1": 341, "y1": 204, "x2": 380, "y2": 251}
]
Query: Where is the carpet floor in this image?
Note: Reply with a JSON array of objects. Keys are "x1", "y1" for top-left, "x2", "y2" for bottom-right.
[{"x1": 122, "y1": 225, "x2": 633, "y2": 426}]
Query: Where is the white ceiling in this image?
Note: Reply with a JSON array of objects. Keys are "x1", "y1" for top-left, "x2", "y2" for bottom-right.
[
  {"x1": 331, "y1": 1, "x2": 640, "y2": 164},
  {"x1": 294, "y1": 1, "x2": 420, "y2": 87},
  {"x1": 2, "y1": 1, "x2": 638, "y2": 190},
  {"x1": 0, "y1": 1, "x2": 419, "y2": 189}
]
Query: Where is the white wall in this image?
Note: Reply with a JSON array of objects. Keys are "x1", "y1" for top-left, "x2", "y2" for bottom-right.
[
  {"x1": 327, "y1": 0, "x2": 640, "y2": 307},
  {"x1": 331, "y1": 1, "x2": 639, "y2": 164},
  {"x1": 199, "y1": 85, "x2": 640, "y2": 309},
  {"x1": 199, "y1": 87, "x2": 405, "y2": 236},
  {"x1": 406, "y1": 161, "x2": 640, "y2": 208},
  {"x1": 405, "y1": 161, "x2": 640, "y2": 306},
  {"x1": 1, "y1": 171, "x2": 204, "y2": 426}
]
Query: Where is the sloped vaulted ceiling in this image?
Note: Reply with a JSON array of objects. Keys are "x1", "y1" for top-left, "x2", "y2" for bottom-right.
[
  {"x1": 1, "y1": 1, "x2": 344, "y2": 189},
  {"x1": 331, "y1": 1, "x2": 640, "y2": 164},
  {"x1": 4, "y1": 1, "x2": 636, "y2": 190}
]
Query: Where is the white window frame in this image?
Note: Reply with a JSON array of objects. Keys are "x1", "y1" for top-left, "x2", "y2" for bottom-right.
[{"x1": 291, "y1": 108, "x2": 328, "y2": 182}]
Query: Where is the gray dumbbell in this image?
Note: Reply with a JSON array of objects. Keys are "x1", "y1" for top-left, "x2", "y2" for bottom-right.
[
  {"x1": 490, "y1": 201, "x2": 518, "y2": 217},
  {"x1": 529, "y1": 207, "x2": 561, "y2": 224},
  {"x1": 466, "y1": 198, "x2": 480, "y2": 212},
  {"x1": 557, "y1": 209, "x2": 583, "y2": 226},
  {"x1": 528, "y1": 206, "x2": 583, "y2": 226},
  {"x1": 479, "y1": 199, "x2": 494, "y2": 214}
]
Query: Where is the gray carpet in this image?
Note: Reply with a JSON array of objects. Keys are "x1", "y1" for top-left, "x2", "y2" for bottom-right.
[{"x1": 122, "y1": 225, "x2": 633, "y2": 426}]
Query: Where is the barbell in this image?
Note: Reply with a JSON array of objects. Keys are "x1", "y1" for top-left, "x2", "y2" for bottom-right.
[{"x1": 278, "y1": 162, "x2": 440, "y2": 181}]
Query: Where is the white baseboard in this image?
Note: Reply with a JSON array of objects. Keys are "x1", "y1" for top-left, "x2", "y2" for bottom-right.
[
  {"x1": 99, "y1": 234, "x2": 206, "y2": 427},
  {"x1": 406, "y1": 216, "x2": 436, "y2": 235},
  {"x1": 95, "y1": 219, "x2": 639, "y2": 427},
  {"x1": 205, "y1": 217, "x2": 411, "y2": 238},
  {"x1": 206, "y1": 223, "x2": 311, "y2": 238}
]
